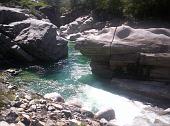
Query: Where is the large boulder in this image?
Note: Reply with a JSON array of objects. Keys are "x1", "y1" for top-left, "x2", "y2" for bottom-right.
[
  {"x1": 0, "y1": 6, "x2": 30, "y2": 24},
  {"x1": 39, "y1": 6, "x2": 61, "y2": 27},
  {"x1": 0, "y1": 6, "x2": 68, "y2": 66},
  {"x1": 76, "y1": 25, "x2": 170, "y2": 80}
]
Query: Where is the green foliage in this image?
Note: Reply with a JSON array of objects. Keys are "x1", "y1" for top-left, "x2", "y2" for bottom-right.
[
  {"x1": 122, "y1": 0, "x2": 170, "y2": 19},
  {"x1": 0, "y1": 0, "x2": 47, "y2": 8}
]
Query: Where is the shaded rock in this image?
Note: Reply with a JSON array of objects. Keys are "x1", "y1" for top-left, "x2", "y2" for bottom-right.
[
  {"x1": 0, "y1": 6, "x2": 29, "y2": 24},
  {"x1": 80, "y1": 109, "x2": 94, "y2": 118},
  {"x1": 61, "y1": 110, "x2": 72, "y2": 118},
  {"x1": 95, "y1": 108, "x2": 115, "y2": 121},
  {"x1": 44, "y1": 92, "x2": 64, "y2": 102},
  {"x1": 5, "y1": 111, "x2": 18, "y2": 123},
  {"x1": 39, "y1": 6, "x2": 61, "y2": 27}
]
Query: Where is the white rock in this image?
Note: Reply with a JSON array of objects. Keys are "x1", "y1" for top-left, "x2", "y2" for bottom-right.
[{"x1": 44, "y1": 92, "x2": 64, "y2": 102}]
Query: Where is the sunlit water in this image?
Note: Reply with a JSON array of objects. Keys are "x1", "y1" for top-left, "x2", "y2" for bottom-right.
[{"x1": 11, "y1": 42, "x2": 169, "y2": 125}]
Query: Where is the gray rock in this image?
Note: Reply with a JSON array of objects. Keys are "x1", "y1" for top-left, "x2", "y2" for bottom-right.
[
  {"x1": 44, "y1": 92, "x2": 64, "y2": 102},
  {"x1": 48, "y1": 106, "x2": 55, "y2": 111},
  {"x1": 61, "y1": 110, "x2": 72, "y2": 118},
  {"x1": 99, "y1": 118, "x2": 108, "y2": 126},
  {"x1": 80, "y1": 109, "x2": 94, "y2": 118},
  {"x1": 95, "y1": 108, "x2": 115, "y2": 121},
  {"x1": 0, "y1": 6, "x2": 68, "y2": 65},
  {"x1": 5, "y1": 111, "x2": 18, "y2": 123},
  {"x1": 0, "y1": 6, "x2": 30, "y2": 24},
  {"x1": 76, "y1": 25, "x2": 170, "y2": 81},
  {"x1": 0, "y1": 121, "x2": 10, "y2": 126}
]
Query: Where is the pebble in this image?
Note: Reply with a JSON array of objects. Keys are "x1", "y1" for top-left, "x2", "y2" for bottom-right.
[
  {"x1": 30, "y1": 105, "x2": 37, "y2": 111},
  {"x1": 20, "y1": 103, "x2": 27, "y2": 109},
  {"x1": 24, "y1": 95, "x2": 32, "y2": 101},
  {"x1": 48, "y1": 106, "x2": 55, "y2": 111}
]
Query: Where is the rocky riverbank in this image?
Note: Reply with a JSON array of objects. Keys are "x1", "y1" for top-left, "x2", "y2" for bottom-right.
[{"x1": 0, "y1": 69, "x2": 118, "y2": 126}]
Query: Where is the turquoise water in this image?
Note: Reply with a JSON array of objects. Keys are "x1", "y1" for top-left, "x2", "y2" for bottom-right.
[{"x1": 12, "y1": 42, "x2": 165, "y2": 125}]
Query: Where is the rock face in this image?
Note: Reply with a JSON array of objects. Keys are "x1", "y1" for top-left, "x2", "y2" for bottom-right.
[
  {"x1": 39, "y1": 6, "x2": 61, "y2": 27},
  {"x1": 0, "y1": 6, "x2": 68, "y2": 66},
  {"x1": 76, "y1": 25, "x2": 170, "y2": 81}
]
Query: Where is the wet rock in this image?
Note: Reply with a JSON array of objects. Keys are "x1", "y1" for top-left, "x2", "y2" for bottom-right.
[
  {"x1": 67, "y1": 99, "x2": 82, "y2": 108},
  {"x1": 44, "y1": 92, "x2": 64, "y2": 102},
  {"x1": 80, "y1": 109, "x2": 94, "y2": 118},
  {"x1": 95, "y1": 108, "x2": 115, "y2": 121},
  {"x1": 61, "y1": 110, "x2": 72, "y2": 119}
]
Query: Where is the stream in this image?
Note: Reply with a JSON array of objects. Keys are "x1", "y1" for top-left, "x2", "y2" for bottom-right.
[{"x1": 11, "y1": 42, "x2": 170, "y2": 125}]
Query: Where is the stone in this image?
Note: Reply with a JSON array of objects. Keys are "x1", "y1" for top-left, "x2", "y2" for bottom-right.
[
  {"x1": 24, "y1": 95, "x2": 32, "y2": 101},
  {"x1": 80, "y1": 109, "x2": 94, "y2": 118},
  {"x1": 67, "y1": 99, "x2": 82, "y2": 108},
  {"x1": 44, "y1": 92, "x2": 64, "y2": 102},
  {"x1": 48, "y1": 106, "x2": 55, "y2": 111},
  {"x1": 100, "y1": 118, "x2": 108, "y2": 126},
  {"x1": 39, "y1": 99, "x2": 46, "y2": 104},
  {"x1": 5, "y1": 111, "x2": 18, "y2": 123},
  {"x1": 20, "y1": 114, "x2": 31, "y2": 126},
  {"x1": 95, "y1": 108, "x2": 115, "y2": 121},
  {"x1": 69, "y1": 119, "x2": 82, "y2": 126},
  {"x1": 39, "y1": 6, "x2": 61, "y2": 27},
  {"x1": 12, "y1": 101, "x2": 22, "y2": 108},
  {"x1": 0, "y1": 121, "x2": 10, "y2": 126},
  {"x1": 61, "y1": 110, "x2": 72, "y2": 119},
  {"x1": 7, "y1": 85, "x2": 18, "y2": 90},
  {"x1": 51, "y1": 103, "x2": 63, "y2": 110},
  {"x1": 75, "y1": 25, "x2": 170, "y2": 81},
  {"x1": 30, "y1": 105, "x2": 37, "y2": 111},
  {"x1": 0, "y1": 6, "x2": 30, "y2": 24},
  {"x1": 0, "y1": 6, "x2": 68, "y2": 66}
]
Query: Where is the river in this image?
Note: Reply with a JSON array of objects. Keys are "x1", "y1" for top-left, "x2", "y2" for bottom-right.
[{"x1": 11, "y1": 42, "x2": 170, "y2": 125}]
